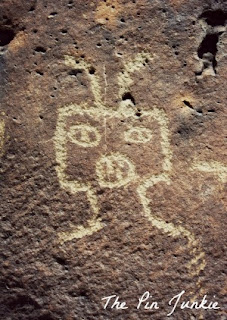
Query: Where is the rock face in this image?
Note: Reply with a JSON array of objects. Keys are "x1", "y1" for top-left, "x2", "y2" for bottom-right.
[{"x1": 0, "y1": 0, "x2": 226, "y2": 319}]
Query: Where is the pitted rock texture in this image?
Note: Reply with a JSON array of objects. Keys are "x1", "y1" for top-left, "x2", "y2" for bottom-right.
[{"x1": 0, "y1": 0, "x2": 226, "y2": 319}]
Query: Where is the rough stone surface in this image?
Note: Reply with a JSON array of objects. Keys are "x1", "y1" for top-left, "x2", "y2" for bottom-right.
[{"x1": 0, "y1": 0, "x2": 226, "y2": 319}]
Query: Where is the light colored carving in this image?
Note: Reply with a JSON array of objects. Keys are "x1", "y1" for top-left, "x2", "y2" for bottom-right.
[
  {"x1": 96, "y1": 152, "x2": 136, "y2": 188},
  {"x1": 53, "y1": 52, "x2": 226, "y2": 308},
  {"x1": 192, "y1": 160, "x2": 227, "y2": 183},
  {"x1": 67, "y1": 124, "x2": 101, "y2": 148},
  {"x1": 54, "y1": 103, "x2": 105, "y2": 239},
  {"x1": 64, "y1": 55, "x2": 104, "y2": 108},
  {"x1": 59, "y1": 217, "x2": 103, "y2": 244},
  {"x1": 117, "y1": 52, "x2": 153, "y2": 101},
  {"x1": 137, "y1": 174, "x2": 206, "y2": 282},
  {"x1": 124, "y1": 127, "x2": 153, "y2": 144}
]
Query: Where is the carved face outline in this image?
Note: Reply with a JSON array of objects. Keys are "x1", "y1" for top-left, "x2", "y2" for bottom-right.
[{"x1": 54, "y1": 103, "x2": 172, "y2": 194}]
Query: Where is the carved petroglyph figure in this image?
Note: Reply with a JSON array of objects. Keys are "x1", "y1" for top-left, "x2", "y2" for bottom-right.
[{"x1": 54, "y1": 53, "x2": 226, "y2": 304}]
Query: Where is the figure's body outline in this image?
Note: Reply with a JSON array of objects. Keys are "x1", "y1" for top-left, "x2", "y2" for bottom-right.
[{"x1": 54, "y1": 53, "x2": 226, "y2": 307}]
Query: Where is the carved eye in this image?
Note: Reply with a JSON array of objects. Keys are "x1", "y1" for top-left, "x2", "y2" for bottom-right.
[
  {"x1": 124, "y1": 127, "x2": 153, "y2": 144},
  {"x1": 67, "y1": 124, "x2": 101, "y2": 147}
]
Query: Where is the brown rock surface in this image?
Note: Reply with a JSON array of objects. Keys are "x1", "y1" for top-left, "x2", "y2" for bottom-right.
[{"x1": 0, "y1": 0, "x2": 226, "y2": 319}]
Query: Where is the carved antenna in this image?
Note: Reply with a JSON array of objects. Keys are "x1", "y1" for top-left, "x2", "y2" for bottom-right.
[{"x1": 64, "y1": 55, "x2": 105, "y2": 108}]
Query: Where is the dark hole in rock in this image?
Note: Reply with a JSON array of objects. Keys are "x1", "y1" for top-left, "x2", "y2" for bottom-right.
[
  {"x1": 54, "y1": 256, "x2": 67, "y2": 266},
  {"x1": 29, "y1": 6, "x2": 35, "y2": 12},
  {"x1": 197, "y1": 33, "x2": 219, "y2": 72},
  {"x1": 68, "y1": 69, "x2": 82, "y2": 76},
  {"x1": 122, "y1": 92, "x2": 135, "y2": 105},
  {"x1": 195, "y1": 70, "x2": 202, "y2": 76},
  {"x1": 198, "y1": 34, "x2": 219, "y2": 58},
  {"x1": 89, "y1": 66, "x2": 96, "y2": 74},
  {"x1": 197, "y1": 109, "x2": 203, "y2": 114},
  {"x1": 36, "y1": 70, "x2": 44, "y2": 75},
  {"x1": 183, "y1": 100, "x2": 193, "y2": 109},
  {"x1": 49, "y1": 12, "x2": 58, "y2": 16},
  {"x1": 200, "y1": 9, "x2": 227, "y2": 27},
  {"x1": 97, "y1": 189, "x2": 104, "y2": 195},
  {"x1": 0, "y1": 27, "x2": 15, "y2": 46},
  {"x1": 35, "y1": 46, "x2": 46, "y2": 53}
]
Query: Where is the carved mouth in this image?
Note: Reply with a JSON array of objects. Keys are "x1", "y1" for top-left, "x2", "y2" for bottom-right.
[{"x1": 95, "y1": 153, "x2": 136, "y2": 188}]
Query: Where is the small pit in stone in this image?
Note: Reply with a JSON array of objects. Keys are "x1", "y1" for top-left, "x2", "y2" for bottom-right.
[
  {"x1": 54, "y1": 256, "x2": 68, "y2": 267},
  {"x1": 68, "y1": 69, "x2": 82, "y2": 76},
  {"x1": 122, "y1": 92, "x2": 136, "y2": 105},
  {"x1": 29, "y1": 5, "x2": 35, "y2": 12},
  {"x1": 183, "y1": 100, "x2": 193, "y2": 109},
  {"x1": 89, "y1": 66, "x2": 96, "y2": 75},
  {"x1": 35, "y1": 46, "x2": 46, "y2": 53}
]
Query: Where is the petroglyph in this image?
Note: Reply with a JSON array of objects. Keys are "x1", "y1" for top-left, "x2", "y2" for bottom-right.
[
  {"x1": 59, "y1": 217, "x2": 103, "y2": 244},
  {"x1": 124, "y1": 127, "x2": 153, "y2": 144},
  {"x1": 192, "y1": 160, "x2": 227, "y2": 183},
  {"x1": 137, "y1": 174, "x2": 206, "y2": 283},
  {"x1": 54, "y1": 52, "x2": 225, "y2": 306},
  {"x1": 118, "y1": 52, "x2": 153, "y2": 108},
  {"x1": 96, "y1": 153, "x2": 136, "y2": 188},
  {"x1": 64, "y1": 55, "x2": 104, "y2": 108},
  {"x1": 67, "y1": 124, "x2": 101, "y2": 148}
]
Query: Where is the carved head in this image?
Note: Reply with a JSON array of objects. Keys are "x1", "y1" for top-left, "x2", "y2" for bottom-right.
[{"x1": 54, "y1": 54, "x2": 172, "y2": 194}]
